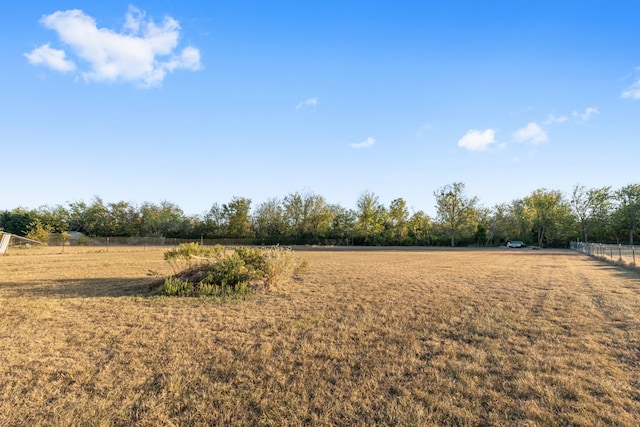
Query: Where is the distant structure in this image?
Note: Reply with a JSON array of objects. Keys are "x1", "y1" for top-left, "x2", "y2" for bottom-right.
[{"x1": 0, "y1": 233, "x2": 45, "y2": 254}]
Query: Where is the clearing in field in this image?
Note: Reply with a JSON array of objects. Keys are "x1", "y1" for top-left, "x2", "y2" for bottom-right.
[{"x1": 0, "y1": 246, "x2": 639, "y2": 426}]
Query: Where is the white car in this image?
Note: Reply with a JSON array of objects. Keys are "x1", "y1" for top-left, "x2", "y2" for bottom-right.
[{"x1": 506, "y1": 240, "x2": 526, "y2": 248}]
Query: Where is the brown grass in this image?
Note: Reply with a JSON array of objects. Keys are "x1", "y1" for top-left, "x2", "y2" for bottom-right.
[{"x1": 1, "y1": 246, "x2": 639, "y2": 426}]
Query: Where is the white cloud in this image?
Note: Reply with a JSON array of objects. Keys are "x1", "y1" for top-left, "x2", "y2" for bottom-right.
[
  {"x1": 415, "y1": 123, "x2": 432, "y2": 137},
  {"x1": 351, "y1": 137, "x2": 375, "y2": 149},
  {"x1": 622, "y1": 81, "x2": 640, "y2": 99},
  {"x1": 622, "y1": 69, "x2": 640, "y2": 99},
  {"x1": 513, "y1": 122, "x2": 548, "y2": 144},
  {"x1": 24, "y1": 43, "x2": 76, "y2": 72},
  {"x1": 24, "y1": 6, "x2": 201, "y2": 87},
  {"x1": 575, "y1": 107, "x2": 599, "y2": 122},
  {"x1": 543, "y1": 113, "x2": 569, "y2": 125},
  {"x1": 457, "y1": 129, "x2": 496, "y2": 151},
  {"x1": 296, "y1": 97, "x2": 318, "y2": 109}
]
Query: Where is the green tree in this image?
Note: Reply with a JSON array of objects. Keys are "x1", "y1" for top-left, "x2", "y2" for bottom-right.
[
  {"x1": 283, "y1": 191, "x2": 333, "y2": 243},
  {"x1": 25, "y1": 220, "x2": 52, "y2": 243},
  {"x1": 37, "y1": 205, "x2": 70, "y2": 233},
  {"x1": 485, "y1": 203, "x2": 511, "y2": 245},
  {"x1": 327, "y1": 204, "x2": 356, "y2": 245},
  {"x1": 202, "y1": 203, "x2": 225, "y2": 238},
  {"x1": 433, "y1": 182, "x2": 478, "y2": 246},
  {"x1": 108, "y1": 201, "x2": 138, "y2": 236},
  {"x1": 504, "y1": 199, "x2": 531, "y2": 243},
  {"x1": 570, "y1": 184, "x2": 613, "y2": 243},
  {"x1": 56, "y1": 231, "x2": 72, "y2": 253},
  {"x1": 614, "y1": 184, "x2": 640, "y2": 245},
  {"x1": 354, "y1": 191, "x2": 386, "y2": 245},
  {"x1": 252, "y1": 198, "x2": 286, "y2": 239},
  {"x1": 67, "y1": 200, "x2": 89, "y2": 234},
  {"x1": 386, "y1": 198, "x2": 409, "y2": 244},
  {"x1": 222, "y1": 197, "x2": 253, "y2": 238},
  {"x1": 523, "y1": 189, "x2": 574, "y2": 247},
  {"x1": 407, "y1": 211, "x2": 432, "y2": 245},
  {"x1": 0, "y1": 208, "x2": 40, "y2": 236},
  {"x1": 83, "y1": 197, "x2": 113, "y2": 236},
  {"x1": 473, "y1": 206, "x2": 492, "y2": 246},
  {"x1": 139, "y1": 201, "x2": 186, "y2": 238}
]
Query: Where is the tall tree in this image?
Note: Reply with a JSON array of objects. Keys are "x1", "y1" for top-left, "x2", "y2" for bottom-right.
[
  {"x1": 0, "y1": 208, "x2": 40, "y2": 236},
  {"x1": 327, "y1": 204, "x2": 356, "y2": 244},
  {"x1": 523, "y1": 189, "x2": 574, "y2": 247},
  {"x1": 283, "y1": 191, "x2": 332, "y2": 243},
  {"x1": 473, "y1": 206, "x2": 491, "y2": 246},
  {"x1": 386, "y1": 198, "x2": 409, "y2": 244},
  {"x1": 108, "y1": 201, "x2": 138, "y2": 236},
  {"x1": 222, "y1": 197, "x2": 253, "y2": 238},
  {"x1": 614, "y1": 184, "x2": 640, "y2": 245},
  {"x1": 354, "y1": 191, "x2": 386, "y2": 245},
  {"x1": 202, "y1": 203, "x2": 225, "y2": 238},
  {"x1": 504, "y1": 199, "x2": 531, "y2": 242},
  {"x1": 139, "y1": 201, "x2": 186, "y2": 238},
  {"x1": 433, "y1": 182, "x2": 478, "y2": 246},
  {"x1": 407, "y1": 210, "x2": 432, "y2": 245},
  {"x1": 486, "y1": 203, "x2": 511, "y2": 245},
  {"x1": 37, "y1": 204, "x2": 70, "y2": 233},
  {"x1": 67, "y1": 200, "x2": 89, "y2": 234},
  {"x1": 571, "y1": 184, "x2": 613, "y2": 243},
  {"x1": 252, "y1": 198, "x2": 286, "y2": 239},
  {"x1": 83, "y1": 197, "x2": 113, "y2": 237}
]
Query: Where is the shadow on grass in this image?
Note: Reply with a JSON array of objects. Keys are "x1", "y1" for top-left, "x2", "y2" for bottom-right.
[
  {"x1": 0, "y1": 277, "x2": 161, "y2": 298},
  {"x1": 583, "y1": 259, "x2": 640, "y2": 281}
]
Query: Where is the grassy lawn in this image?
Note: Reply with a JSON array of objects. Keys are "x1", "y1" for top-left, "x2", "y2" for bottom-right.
[{"x1": 1, "y1": 246, "x2": 639, "y2": 426}]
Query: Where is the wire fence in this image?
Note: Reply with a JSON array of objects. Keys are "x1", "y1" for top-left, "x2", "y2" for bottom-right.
[
  {"x1": 570, "y1": 242, "x2": 637, "y2": 266},
  {"x1": 45, "y1": 235, "x2": 268, "y2": 249}
]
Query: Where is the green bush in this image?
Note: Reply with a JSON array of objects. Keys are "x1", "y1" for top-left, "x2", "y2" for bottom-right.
[
  {"x1": 159, "y1": 245, "x2": 306, "y2": 298},
  {"x1": 162, "y1": 277, "x2": 194, "y2": 296},
  {"x1": 25, "y1": 221, "x2": 52, "y2": 243},
  {"x1": 164, "y1": 242, "x2": 224, "y2": 273}
]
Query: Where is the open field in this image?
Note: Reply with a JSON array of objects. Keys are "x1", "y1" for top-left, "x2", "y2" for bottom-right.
[{"x1": 1, "y1": 246, "x2": 639, "y2": 426}]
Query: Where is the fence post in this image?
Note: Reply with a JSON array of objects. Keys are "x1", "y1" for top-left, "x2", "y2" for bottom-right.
[
  {"x1": 619, "y1": 244, "x2": 622, "y2": 260},
  {"x1": 633, "y1": 246, "x2": 636, "y2": 265}
]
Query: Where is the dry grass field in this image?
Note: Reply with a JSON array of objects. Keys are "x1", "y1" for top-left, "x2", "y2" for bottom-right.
[{"x1": 1, "y1": 246, "x2": 639, "y2": 426}]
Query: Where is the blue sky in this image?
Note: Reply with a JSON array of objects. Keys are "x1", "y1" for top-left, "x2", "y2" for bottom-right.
[{"x1": 3, "y1": 1, "x2": 639, "y2": 216}]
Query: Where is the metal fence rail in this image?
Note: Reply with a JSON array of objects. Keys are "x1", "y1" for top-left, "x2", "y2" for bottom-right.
[
  {"x1": 46, "y1": 235, "x2": 266, "y2": 248},
  {"x1": 570, "y1": 242, "x2": 637, "y2": 266}
]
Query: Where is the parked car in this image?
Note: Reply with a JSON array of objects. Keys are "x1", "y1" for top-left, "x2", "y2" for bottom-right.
[{"x1": 506, "y1": 240, "x2": 526, "y2": 248}]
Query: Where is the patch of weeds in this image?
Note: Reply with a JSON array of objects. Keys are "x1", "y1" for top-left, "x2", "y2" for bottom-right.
[
  {"x1": 162, "y1": 277, "x2": 194, "y2": 297},
  {"x1": 163, "y1": 242, "x2": 225, "y2": 274},
  {"x1": 157, "y1": 244, "x2": 306, "y2": 299}
]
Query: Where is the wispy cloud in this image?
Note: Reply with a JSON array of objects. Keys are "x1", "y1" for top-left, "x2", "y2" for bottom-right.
[
  {"x1": 622, "y1": 68, "x2": 640, "y2": 99},
  {"x1": 622, "y1": 82, "x2": 640, "y2": 99},
  {"x1": 415, "y1": 123, "x2": 432, "y2": 137},
  {"x1": 512, "y1": 150, "x2": 538, "y2": 163},
  {"x1": 351, "y1": 137, "x2": 375, "y2": 149},
  {"x1": 543, "y1": 107, "x2": 598, "y2": 126},
  {"x1": 572, "y1": 107, "x2": 599, "y2": 122},
  {"x1": 543, "y1": 113, "x2": 569, "y2": 125},
  {"x1": 457, "y1": 129, "x2": 496, "y2": 151},
  {"x1": 295, "y1": 97, "x2": 318, "y2": 110},
  {"x1": 24, "y1": 6, "x2": 201, "y2": 87},
  {"x1": 513, "y1": 122, "x2": 547, "y2": 145},
  {"x1": 24, "y1": 43, "x2": 76, "y2": 72}
]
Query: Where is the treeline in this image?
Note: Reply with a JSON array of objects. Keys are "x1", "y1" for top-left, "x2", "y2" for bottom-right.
[{"x1": 2, "y1": 182, "x2": 639, "y2": 247}]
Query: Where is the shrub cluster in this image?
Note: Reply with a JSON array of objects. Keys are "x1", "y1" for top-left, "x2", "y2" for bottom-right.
[{"x1": 159, "y1": 244, "x2": 307, "y2": 299}]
